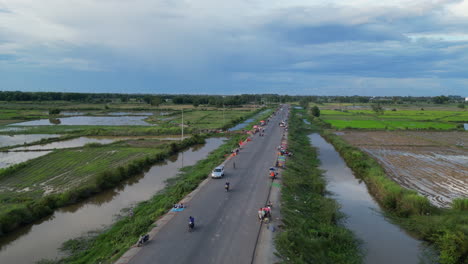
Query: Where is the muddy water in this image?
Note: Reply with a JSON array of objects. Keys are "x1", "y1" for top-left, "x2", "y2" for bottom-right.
[
  {"x1": 0, "y1": 134, "x2": 60, "y2": 148},
  {"x1": 309, "y1": 134, "x2": 430, "y2": 264},
  {"x1": 0, "y1": 138, "x2": 225, "y2": 264},
  {"x1": 12, "y1": 137, "x2": 116, "y2": 151}
]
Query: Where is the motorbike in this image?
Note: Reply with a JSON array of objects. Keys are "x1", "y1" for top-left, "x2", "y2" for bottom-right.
[
  {"x1": 188, "y1": 221, "x2": 195, "y2": 232},
  {"x1": 269, "y1": 167, "x2": 278, "y2": 180},
  {"x1": 225, "y1": 183, "x2": 230, "y2": 192},
  {"x1": 137, "y1": 234, "x2": 149, "y2": 247}
]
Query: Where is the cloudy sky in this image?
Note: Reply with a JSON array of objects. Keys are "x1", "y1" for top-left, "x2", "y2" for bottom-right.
[{"x1": 1, "y1": 0, "x2": 468, "y2": 95}]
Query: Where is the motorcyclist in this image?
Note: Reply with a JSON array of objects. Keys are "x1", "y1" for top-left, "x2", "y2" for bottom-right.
[
  {"x1": 137, "y1": 234, "x2": 149, "y2": 246},
  {"x1": 270, "y1": 171, "x2": 275, "y2": 179},
  {"x1": 189, "y1": 216, "x2": 195, "y2": 230},
  {"x1": 225, "y1": 182, "x2": 230, "y2": 191}
]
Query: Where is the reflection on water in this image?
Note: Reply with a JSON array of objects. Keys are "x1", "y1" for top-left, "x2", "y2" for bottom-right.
[
  {"x1": 0, "y1": 138, "x2": 225, "y2": 264},
  {"x1": 9, "y1": 116, "x2": 153, "y2": 126},
  {"x1": 0, "y1": 151, "x2": 52, "y2": 168},
  {"x1": 13, "y1": 137, "x2": 115, "y2": 151},
  {"x1": 48, "y1": 118, "x2": 61, "y2": 125},
  {"x1": 0, "y1": 134, "x2": 60, "y2": 148},
  {"x1": 309, "y1": 134, "x2": 430, "y2": 264}
]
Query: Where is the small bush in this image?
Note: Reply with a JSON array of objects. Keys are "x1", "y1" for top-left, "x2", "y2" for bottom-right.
[{"x1": 452, "y1": 198, "x2": 468, "y2": 211}]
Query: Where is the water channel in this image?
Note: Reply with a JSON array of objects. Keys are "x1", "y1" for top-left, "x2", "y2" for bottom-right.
[
  {"x1": 309, "y1": 133, "x2": 431, "y2": 264},
  {"x1": 228, "y1": 109, "x2": 271, "y2": 131},
  {"x1": 0, "y1": 138, "x2": 225, "y2": 264}
]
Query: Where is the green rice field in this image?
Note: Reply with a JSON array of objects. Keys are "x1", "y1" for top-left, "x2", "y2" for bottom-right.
[{"x1": 319, "y1": 108, "x2": 467, "y2": 130}]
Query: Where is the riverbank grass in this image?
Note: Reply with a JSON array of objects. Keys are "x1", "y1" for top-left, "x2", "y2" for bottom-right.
[{"x1": 275, "y1": 109, "x2": 362, "y2": 263}]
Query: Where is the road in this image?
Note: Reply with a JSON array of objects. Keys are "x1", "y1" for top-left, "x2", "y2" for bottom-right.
[{"x1": 128, "y1": 106, "x2": 289, "y2": 264}]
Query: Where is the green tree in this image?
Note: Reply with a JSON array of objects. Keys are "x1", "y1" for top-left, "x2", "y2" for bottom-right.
[
  {"x1": 49, "y1": 108, "x2": 61, "y2": 115},
  {"x1": 151, "y1": 96, "x2": 163, "y2": 107},
  {"x1": 371, "y1": 103, "x2": 384, "y2": 115},
  {"x1": 311, "y1": 106, "x2": 320, "y2": 117},
  {"x1": 299, "y1": 98, "x2": 309, "y2": 109},
  {"x1": 432, "y1": 95, "x2": 449, "y2": 104}
]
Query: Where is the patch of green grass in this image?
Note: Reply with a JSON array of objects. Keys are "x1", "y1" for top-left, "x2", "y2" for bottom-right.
[
  {"x1": 324, "y1": 119, "x2": 388, "y2": 129},
  {"x1": 319, "y1": 108, "x2": 463, "y2": 130}
]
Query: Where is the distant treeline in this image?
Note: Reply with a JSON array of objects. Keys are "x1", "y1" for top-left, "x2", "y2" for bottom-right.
[{"x1": 0, "y1": 91, "x2": 465, "y2": 106}]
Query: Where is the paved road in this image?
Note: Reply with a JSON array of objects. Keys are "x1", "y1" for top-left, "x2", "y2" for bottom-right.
[{"x1": 129, "y1": 106, "x2": 289, "y2": 264}]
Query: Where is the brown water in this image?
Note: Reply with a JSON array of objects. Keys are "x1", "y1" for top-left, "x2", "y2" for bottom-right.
[
  {"x1": 309, "y1": 134, "x2": 432, "y2": 264},
  {"x1": 0, "y1": 138, "x2": 225, "y2": 264}
]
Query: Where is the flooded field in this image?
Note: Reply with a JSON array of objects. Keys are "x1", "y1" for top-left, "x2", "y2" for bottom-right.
[
  {"x1": 12, "y1": 137, "x2": 116, "y2": 150},
  {"x1": 340, "y1": 131, "x2": 468, "y2": 207},
  {"x1": 0, "y1": 134, "x2": 60, "y2": 148},
  {"x1": 8, "y1": 116, "x2": 153, "y2": 126},
  {"x1": 0, "y1": 138, "x2": 225, "y2": 264},
  {"x1": 0, "y1": 151, "x2": 52, "y2": 169},
  {"x1": 310, "y1": 134, "x2": 430, "y2": 264}
]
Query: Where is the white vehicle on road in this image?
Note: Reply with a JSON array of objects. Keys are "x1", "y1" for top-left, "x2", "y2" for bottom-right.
[{"x1": 211, "y1": 165, "x2": 225, "y2": 178}]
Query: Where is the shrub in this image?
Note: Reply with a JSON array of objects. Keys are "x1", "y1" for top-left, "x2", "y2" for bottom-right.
[{"x1": 452, "y1": 198, "x2": 468, "y2": 211}]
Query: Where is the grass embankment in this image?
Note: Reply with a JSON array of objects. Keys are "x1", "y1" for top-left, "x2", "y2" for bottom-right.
[
  {"x1": 40, "y1": 133, "x2": 249, "y2": 264},
  {"x1": 0, "y1": 136, "x2": 205, "y2": 236},
  {"x1": 318, "y1": 108, "x2": 467, "y2": 130},
  {"x1": 275, "y1": 110, "x2": 362, "y2": 263},
  {"x1": 311, "y1": 117, "x2": 468, "y2": 264}
]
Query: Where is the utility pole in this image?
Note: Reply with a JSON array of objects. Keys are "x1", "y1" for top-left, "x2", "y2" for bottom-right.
[
  {"x1": 222, "y1": 96, "x2": 225, "y2": 128},
  {"x1": 181, "y1": 108, "x2": 184, "y2": 141}
]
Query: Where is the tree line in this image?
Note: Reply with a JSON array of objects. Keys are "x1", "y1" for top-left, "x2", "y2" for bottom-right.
[{"x1": 0, "y1": 91, "x2": 465, "y2": 106}]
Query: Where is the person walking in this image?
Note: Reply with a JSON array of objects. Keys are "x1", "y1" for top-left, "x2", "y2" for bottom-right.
[{"x1": 258, "y1": 208, "x2": 265, "y2": 221}]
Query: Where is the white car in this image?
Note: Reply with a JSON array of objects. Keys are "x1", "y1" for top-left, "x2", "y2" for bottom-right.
[{"x1": 211, "y1": 165, "x2": 225, "y2": 178}]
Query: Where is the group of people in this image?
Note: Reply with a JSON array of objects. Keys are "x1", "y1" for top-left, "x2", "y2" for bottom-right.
[
  {"x1": 258, "y1": 202, "x2": 273, "y2": 222},
  {"x1": 259, "y1": 127, "x2": 265, "y2": 137},
  {"x1": 173, "y1": 203, "x2": 185, "y2": 209},
  {"x1": 231, "y1": 148, "x2": 240, "y2": 155}
]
